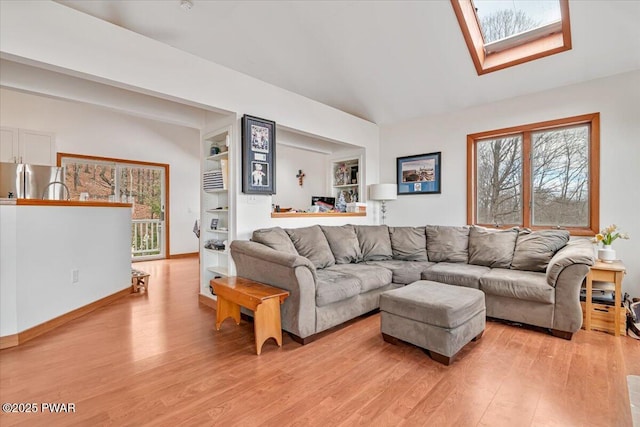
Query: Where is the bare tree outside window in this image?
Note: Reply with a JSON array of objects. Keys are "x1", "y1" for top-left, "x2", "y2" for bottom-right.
[
  {"x1": 476, "y1": 136, "x2": 522, "y2": 225},
  {"x1": 478, "y1": 8, "x2": 539, "y2": 44},
  {"x1": 532, "y1": 125, "x2": 589, "y2": 227}
]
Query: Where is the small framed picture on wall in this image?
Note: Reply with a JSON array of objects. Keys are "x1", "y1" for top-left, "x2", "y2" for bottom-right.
[{"x1": 396, "y1": 152, "x2": 441, "y2": 195}]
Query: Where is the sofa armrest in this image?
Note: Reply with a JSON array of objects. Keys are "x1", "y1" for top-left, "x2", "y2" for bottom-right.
[
  {"x1": 230, "y1": 240, "x2": 317, "y2": 338},
  {"x1": 546, "y1": 237, "x2": 595, "y2": 287}
]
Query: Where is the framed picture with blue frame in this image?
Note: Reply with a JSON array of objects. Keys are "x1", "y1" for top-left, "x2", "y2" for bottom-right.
[{"x1": 396, "y1": 152, "x2": 441, "y2": 195}]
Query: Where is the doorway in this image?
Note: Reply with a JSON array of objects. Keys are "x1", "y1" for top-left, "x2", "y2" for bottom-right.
[{"x1": 58, "y1": 153, "x2": 169, "y2": 261}]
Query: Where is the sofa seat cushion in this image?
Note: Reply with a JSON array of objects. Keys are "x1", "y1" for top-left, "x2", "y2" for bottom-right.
[
  {"x1": 480, "y1": 268, "x2": 553, "y2": 304},
  {"x1": 356, "y1": 225, "x2": 393, "y2": 261},
  {"x1": 421, "y1": 262, "x2": 490, "y2": 289},
  {"x1": 326, "y1": 264, "x2": 393, "y2": 293},
  {"x1": 380, "y1": 280, "x2": 485, "y2": 329},
  {"x1": 366, "y1": 260, "x2": 434, "y2": 285},
  {"x1": 315, "y1": 269, "x2": 361, "y2": 307}
]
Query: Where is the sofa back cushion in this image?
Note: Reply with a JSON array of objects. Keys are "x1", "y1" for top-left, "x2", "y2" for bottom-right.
[
  {"x1": 251, "y1": 227, "x2": 299, "y2": 255},
  {"x1": 426, "y1": 225, "x2": 469, "y2": 263},
  {"x1": 320, "y1": 225, "x2": 362, "y2": 264},
  {"x1": 355, "y1": 225, "x2": 393, "y2": 261},
  {"x1": 389, "y1": 226, "x2": 428, "y2": 261},
  {"x1": 468, "y1": 226, "x2": 518, "y2": 268},
  {"x1": 511, "y1": 229, "x2": 570, "y2": 272},
  {"x1": 286, "y1": 225, "x2": 335, "y2": 269}
]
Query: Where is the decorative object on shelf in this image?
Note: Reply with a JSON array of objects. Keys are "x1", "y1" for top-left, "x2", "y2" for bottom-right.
[
  {"x1": 205, "y1": 239, "x2": 225, "y2": 251},
  {"x1": 210, "y1": 144, "x2": 220, "y2": 156},
  {"x1": 592, "y1": 224, "x2": 629, "y2": 262},
  {"x1": 296, "y1": 169, "x2": 305, "y2": 187},
  {"x1": 369, "y1": 183, "x2": 397, "y2": 224},
  {"x1": 242, "y1": 115, "x2": 276, "y2": 194},
  {"x1": 210, "y1": 218, "x2": 218, "y2": 230},
  {"x1": 350, "y1": 165, "x2": 358, "y2": 184},
  {"x1": 396, "y1": 151, "x2": 441, "y2": 195},
  {"x1": 346, "y1": 202, "x2": 366, "y2": 213},
  {"x1": 336, "y1": 191, "x2": 347, "y2": 212},
  {"x1": 335, "y1": 163, "x2": 350, "y2": 186}
]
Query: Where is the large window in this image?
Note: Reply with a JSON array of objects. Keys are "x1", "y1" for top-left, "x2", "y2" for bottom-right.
[{"x1": 467, "y1": 113, "x2": 599, "y2": 235}]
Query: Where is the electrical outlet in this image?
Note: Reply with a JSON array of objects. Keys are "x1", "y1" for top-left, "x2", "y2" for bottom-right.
[
  {"x1": 248, "y1": 195, "x2": 258, "y2": 204},
  {"x1": 71, "y1": 269, "x2": 79, "y2": 284}
]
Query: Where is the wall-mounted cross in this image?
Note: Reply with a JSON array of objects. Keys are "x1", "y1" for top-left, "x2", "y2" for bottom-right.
[{"x1": 296, "y1": 169, "x2": 306, "y2": 187}]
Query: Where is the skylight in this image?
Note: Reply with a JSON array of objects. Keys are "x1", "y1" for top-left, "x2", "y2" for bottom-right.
[
  {"x1": 475, "y1": 0, "x2": 562, "y2": 53},
  {"x1": 451, "y1": 0, "x2": 571, "y2": 75}
]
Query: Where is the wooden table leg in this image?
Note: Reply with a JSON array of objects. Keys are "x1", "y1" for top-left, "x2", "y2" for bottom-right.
[
  {"x1": 216, "y1": 296, "x2": 241, "y2": 330},
  {"x1": 614, "y1": 271, "x2": 622, "y2": 337},
  {"x1": 585, "y1": 270, "x2": 593, "y2": 331},
  {"x1": 253, "y1": 297, "x2": 282, "y2": 355}
]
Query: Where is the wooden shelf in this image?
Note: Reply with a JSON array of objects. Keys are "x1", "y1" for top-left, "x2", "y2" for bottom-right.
[
  {"x1": 333, "y1": 184, "x2": 358, "y2": 188},
  {"x1": 204, "y1": 188, "x2": 227, "y2": 194},
  {"x1": 271, "y1": 212, "x2": 366, "y2": 218},
  {"x1": 206, "y1": 208, "x2": 228, "y2": 213}
]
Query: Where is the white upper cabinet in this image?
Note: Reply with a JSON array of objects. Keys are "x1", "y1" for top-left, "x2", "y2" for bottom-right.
[{"x1": 0, "y1": 127, "x2": 56, "y2": 165}]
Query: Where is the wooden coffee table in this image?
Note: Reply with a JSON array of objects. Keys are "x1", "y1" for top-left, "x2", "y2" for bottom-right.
[{"x1": 211, "y1": 276, "x2": 289, "y2": 355}]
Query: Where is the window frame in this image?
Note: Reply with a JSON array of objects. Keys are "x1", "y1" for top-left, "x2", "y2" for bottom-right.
[
  {"x1": 451, "y1": 0, "x2": 572, "y2": 75},
  {"x1": 466, "y1": 113, "x2": 600, "y2": 236}
]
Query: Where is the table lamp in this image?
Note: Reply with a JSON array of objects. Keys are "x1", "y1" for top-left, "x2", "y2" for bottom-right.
[{"x1": 369, "y1": 184, "x2": 397, "y2": 224}]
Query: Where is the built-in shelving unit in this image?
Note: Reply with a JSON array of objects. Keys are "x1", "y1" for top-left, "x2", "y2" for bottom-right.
[
  {"x1": 330, "y1": 155, "x2": 363, "y2": 212},
  {"x1": 200, "y1": 126, "x2": 234, "y2": 301}
]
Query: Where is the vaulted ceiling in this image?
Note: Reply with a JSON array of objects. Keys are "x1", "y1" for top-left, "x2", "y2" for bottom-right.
[{"x1": 57, "y1": 0, "x2": 640, "y2": 125}]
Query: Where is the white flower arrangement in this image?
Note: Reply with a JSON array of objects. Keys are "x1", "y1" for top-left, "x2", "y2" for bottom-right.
[{"x1": 592, "y1": 224, "x2": 630, "y2": 246}]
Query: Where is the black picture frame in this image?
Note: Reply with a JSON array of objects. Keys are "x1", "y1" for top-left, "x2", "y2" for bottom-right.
[
  {"x1": 396, "y1": 152, "x2": 441, "y2": 195},
  {"x1": 242, "y1": 115, "x2": 276, "y2": 194}
]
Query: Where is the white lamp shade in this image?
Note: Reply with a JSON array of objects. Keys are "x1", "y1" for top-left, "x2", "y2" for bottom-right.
[{"x1": 369, "y1": 184, "x2": 397, "y2": 201}]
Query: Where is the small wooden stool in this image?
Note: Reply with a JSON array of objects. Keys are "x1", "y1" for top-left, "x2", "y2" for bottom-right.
[
  {"x1": 211, "y1": 277, "x2": 289, "y2": 355},
  {"x1": 131, "y1": 269, "x2": 150, "y2": 293}
]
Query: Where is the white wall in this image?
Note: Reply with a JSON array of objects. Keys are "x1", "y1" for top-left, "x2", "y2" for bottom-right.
[
  {"x1": 0, "y1": 88, "x2": 201, "y2": 255},
  {"x1": 273, "y1": 144, "x2": 328, "y2": 210},
  {"x1": 1, "y1": 204, "x2": 131, "y2": 336},
  {"x1": 380, "y1": 71, "x2": 640, "y2": 296},
  {"x1": 0, "y1": 204, "x2": 18, "y2": 337}
]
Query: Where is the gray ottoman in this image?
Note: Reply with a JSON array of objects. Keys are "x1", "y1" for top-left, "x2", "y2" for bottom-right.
[{"x1": 380, "y1": 280, "x2": 486, "y2": 365}]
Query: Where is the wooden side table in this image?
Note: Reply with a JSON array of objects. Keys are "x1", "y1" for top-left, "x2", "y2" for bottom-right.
[
  {"x1": 584, "y1": 260, "x2": 626, "y2": 336},
  {"x1": 211, "y1": 276, "x2": 289, "y2": 355}
]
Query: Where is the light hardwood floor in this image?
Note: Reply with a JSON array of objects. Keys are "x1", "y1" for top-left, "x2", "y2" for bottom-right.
[{"x1": 0, "y1": 257, "x2": 638, "y2": 426}]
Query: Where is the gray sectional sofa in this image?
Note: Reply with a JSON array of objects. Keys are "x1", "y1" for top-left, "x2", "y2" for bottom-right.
[{"x1": 230, "y1": 224, "x2": 594, "y2": 343}]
